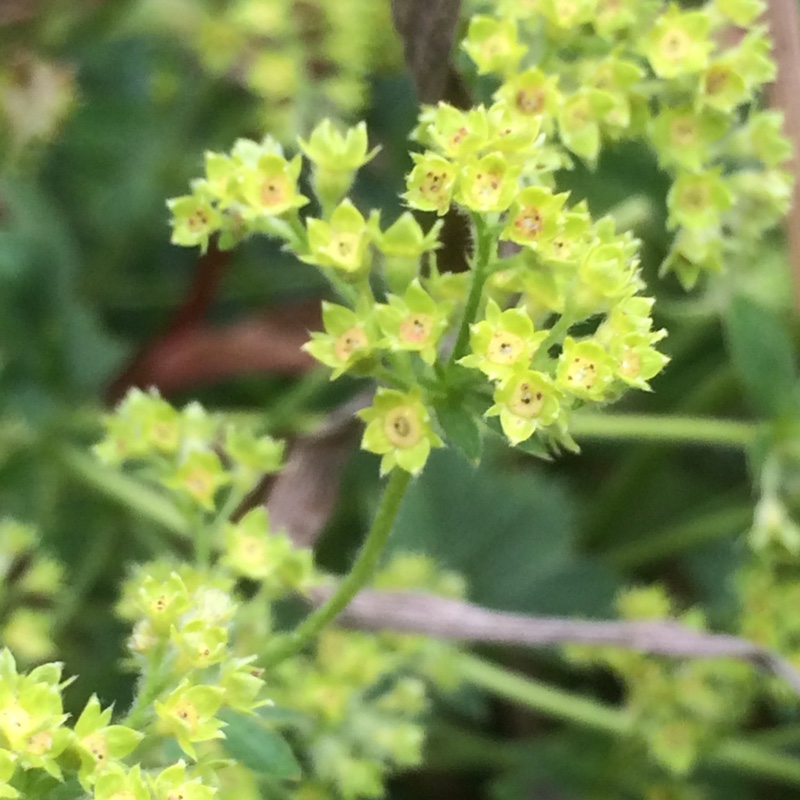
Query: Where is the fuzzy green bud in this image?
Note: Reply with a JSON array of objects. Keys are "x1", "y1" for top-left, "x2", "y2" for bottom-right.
[{"x1": 299, "y1": 120, "x2": 380, "y2": 209}]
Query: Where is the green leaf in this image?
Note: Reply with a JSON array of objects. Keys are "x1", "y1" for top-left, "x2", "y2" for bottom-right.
[
  {"x1": 219, "y1": 710, "x2": 301, "y2": 780},
  {"x1": 390, "y1": 449, "x2": 619, "y2": 616},
  {"x1": 435, "y1": 400, "x2": 482, "y2": 462},
  {"x1": 724, "y1": 293, "x2": 797, "y2": 417}
]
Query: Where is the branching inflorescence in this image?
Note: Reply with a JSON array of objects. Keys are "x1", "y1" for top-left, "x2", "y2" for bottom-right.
[{"x1": 1, "y1": 0, "x2": 795, "y2": 798}]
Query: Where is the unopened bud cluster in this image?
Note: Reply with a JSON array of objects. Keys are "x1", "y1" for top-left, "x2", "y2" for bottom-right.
[{"x1": 567, "y1": 585, "x2": 752, "y2": 781}]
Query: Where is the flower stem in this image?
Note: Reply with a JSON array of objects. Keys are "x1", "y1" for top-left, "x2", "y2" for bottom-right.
[
  {"x1": 459, "y1": 655, "x2": 800, "y2": 785},
  {"x1": 58, "y1": 445, "x2": 190, "y2": 539},
  {"x1": 569, "y1": 411, "x2": 758, "y2": 449},
  {"x1": 459, "y1": 654, "x2": 629, "y2": 735},
  {"x1": 122, "y1": 642, "x2": 169, "y2": 729},
  {"x1": 603, "y1": 503, "x2": 753, "y2": 569},
  {"x1": 448, "y1": 214, "x2": 494, "y2": 367},
  {"x1": 260, "y1": 468, "x2": 412, "y2": 667}
]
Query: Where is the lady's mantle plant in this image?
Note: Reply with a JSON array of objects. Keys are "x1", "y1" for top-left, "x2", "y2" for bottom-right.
[
  {"x1": 0, "y1": 391, "x2": 461, "y2": 799},
  {"x1": 169, "y1": 115, "x2": 668, "y2": 470},
  {"x1": 1, "y1": 0, "x2": 794, "y2": 797}
]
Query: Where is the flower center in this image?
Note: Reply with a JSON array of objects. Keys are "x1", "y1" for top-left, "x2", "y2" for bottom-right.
[
  {"x1": 659, "y1": 28, "x2": 691, "y2": 60},
  {"x1": 260, "y1": 175, "x2": 290, "y2": 207},
  {"x1": 509, "y1": 381, "x2": 545, "y2": 418},
  {"x1": 567, "y1": 356, "x2": 597, "y2": 388},
  {"x1": 704, "y1": 66, "x2": 730, "y2": 95},
  {"x1": 334, "y1": 325, "x2": 368, "y2": 361},
  {"x1": 421, "y1": 170, "x2": 451, "y2": 200},
  {"x1": 450, "y1": 126, "x2": 469, "y2": 144},
  {"x1": 399, "y1": 314, "x2": 434, "y2": 345},
  {"x1": 670, "y1": 117, "x2": 697, "y2": 146},
  {"x1": 384, "y1": 407, "x2": 422, "y2": 448},
  {"x1": 0, "y1": 705, "x2": 32, "y2": 741},
  {"x1": 330, "y1": 232, "x2": 360, "y2": 263},
  {"x1": 482, "y1": 34, "x2": 510, "y2": 59},
  {"x1": 515, "y1": 87, "x2": 545, "y2": 115},
  {"x1": 174, "y1": 699, "x2": 200, "y2": 731},
  {"x1": 28, "y1": 730, "x2": 53, "y2": 755},
  {"x1": 82, "y1": 731, "x2": 109, "y2": 763},
  {"x1": 556, "y1": 0, "x2": 578, "y2": 20},
  {"x1": 487, "y1": 331, "x2": 525, "y2": 365},
  {"x1": 471, "y1": 171, "x2": 502, "y2": 205},
  {"x1": 185, "y1": 467, "x2": 215, "y2": 500},
  {"x1": 567, "y1": 99, "x2": 591, "y2": 128},
  {"x1": 679, "y1": 183, "x2": 710, "y2": 211},
  {"x1": 238, "y1": 534, "x2": 267, "y2": 562},
  {"x1": 514, "y1": 206, "x2": 544, "y2": 239},
  {"x1": 188, "y1": 209, "x2": 210, "y2": 232},
  {"x1": 618, "y1": 347, "x2": 641, "y2": 379}
]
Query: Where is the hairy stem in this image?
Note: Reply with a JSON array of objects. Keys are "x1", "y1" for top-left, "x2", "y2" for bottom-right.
[
  {"x1": 260, "y1": 468, "x2": 412, "y2": 667},
  {"x1": 448, "y1": 214, "x2": 494, "y2": 367}
]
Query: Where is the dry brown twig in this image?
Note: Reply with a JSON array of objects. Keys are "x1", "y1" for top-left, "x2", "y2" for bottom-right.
[
  {"x1": 308, "y1": 585, "x2": 800, "y2": 695},
  {"x1": 765, "y1": 0, "x2": 800, "y2": 306}
]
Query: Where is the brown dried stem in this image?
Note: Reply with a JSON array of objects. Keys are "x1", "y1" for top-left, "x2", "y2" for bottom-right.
[
  {"x1": 310, "y1": 586, "x2": 800, "y2": 694},
  {"x1": 766, "y1": 0, "x2": 800, "y2": 306}
]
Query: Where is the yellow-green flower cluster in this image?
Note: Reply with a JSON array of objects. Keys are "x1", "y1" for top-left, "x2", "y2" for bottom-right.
[
  {"x1": 161, "y1": 0, "x2": 400, "y2": 141},
  {"x1": 462, "y1": 0, "x2": 793, "y2": 288},
  {"x1": 169, "y1": 108, "x2": 668, "y2": 470},
  {"x1": 266, "y1": 554, "x2": 462, "y2": 800},
  {"x1": 567, "y1": 586, "x2": 753, "y2": 777},
  {"x1": 115, "y1": 561, "x2": 271, "y2": 762},
  {"x1": 0, "y1": 650, "x2": 213, "y2": 798},
  {"x1": 0, "y1": 520, "x2": 63, "y2": 663},
  {"x1": 95, "y1": 388, "x2": 284, "y2": 516}
]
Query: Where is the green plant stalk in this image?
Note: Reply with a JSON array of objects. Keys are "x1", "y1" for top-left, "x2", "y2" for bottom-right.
[
  {"x1": 447, "y1": 214, "x2": 494, "y2": 367},
  {"x1": 260, "y1": 468, "x2": 412, "y2": 667},
  {"x1": 603, "y1": 503, "x2": 753, "y2": 569},
  {"x1": 123, "y1": 642, "x2": 171, "y2": 730},
  {"x1": 459, "y1": 655, "x2": 800, "y2": 785},
  {"x1": 58, "y1": 445, "x2": 190, "y2": 539},
  {"x1": 569, "y1": 412, "x2": 757, "y2": 449}
]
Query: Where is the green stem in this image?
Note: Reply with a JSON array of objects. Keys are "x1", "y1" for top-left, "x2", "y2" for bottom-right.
[
  {"x1": 459, "y1": 654, "x2": 629, "y2": 735},
  {"x1": 122, "y1": 647, "x2": 174, "y2": 730},
  {"x1": 459, "y1": 655, "x2": 800, "y2": 785},
  {"x1": 603, "y1": 503, "x2": 753, "y2": 569},
  {"x1": 266, "y1": 367, "x2": 330, "y2": 429},
  {"x1": 260, "y1": 468, "x2": 412, "y2": 667},
  {"x1": 322, "y1": 269, "x2": 360, "y2": 307},
  {"x1": 58, "y1": 445, "x2": 190, "y2": 539},
  {"x1": 570, "y1": 412, "x2": 758, "y2": 449},
  {"x1": 448, "y1": 215, "x2": 494, "y2": 367}
]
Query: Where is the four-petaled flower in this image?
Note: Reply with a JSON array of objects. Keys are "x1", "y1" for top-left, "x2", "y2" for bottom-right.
[{"x1": 360, "y1": 389, "x2": 444, "y2": 475}]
